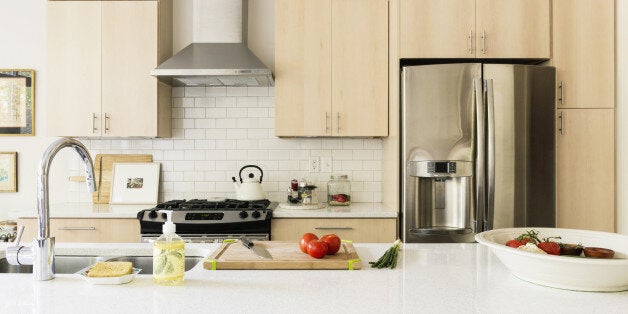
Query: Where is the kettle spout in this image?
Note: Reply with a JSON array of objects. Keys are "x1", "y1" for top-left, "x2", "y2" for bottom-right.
[{"x1": 232, "y1": 176, "x2": 241, "y2": 190}]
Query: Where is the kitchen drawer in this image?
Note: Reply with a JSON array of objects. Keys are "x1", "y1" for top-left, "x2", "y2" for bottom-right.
[
  {"x1": 17, "y1": 218, "x2": 140, "y2": 243},
  {"x1": 271, "y1": 218, "x2": 397, "y2": 243}
]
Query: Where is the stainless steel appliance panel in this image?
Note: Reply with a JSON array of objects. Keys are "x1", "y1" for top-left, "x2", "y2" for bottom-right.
[{"x1": 483, "y1": 64, "x2": 556, "y2": 229}]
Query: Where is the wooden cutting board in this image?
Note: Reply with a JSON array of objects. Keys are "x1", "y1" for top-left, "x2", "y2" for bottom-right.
[
  {"x1": 203, "y1": 240, "x2": 362, "y2": 270},
  {"x1": 92, "y1": 154, "x2": 153, "y2": 204}
]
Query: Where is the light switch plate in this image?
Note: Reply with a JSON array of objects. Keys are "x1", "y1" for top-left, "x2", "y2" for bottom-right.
[{"x1": 309, "y1": 156, "x2": 320, "y2": 172}]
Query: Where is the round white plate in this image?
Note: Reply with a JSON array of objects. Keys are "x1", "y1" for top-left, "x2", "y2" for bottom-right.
[{"x1": 475, "y1": 227, "x2": 628, "y2": 292}]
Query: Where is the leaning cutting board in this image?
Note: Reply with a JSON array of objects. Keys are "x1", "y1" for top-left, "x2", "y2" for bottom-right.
[
  {"x1": 204, "y1": 240, "x2": 362, "y2": 270},
  {"x1": 92, "y1": 154, "x2": 152, "y2": 204}
]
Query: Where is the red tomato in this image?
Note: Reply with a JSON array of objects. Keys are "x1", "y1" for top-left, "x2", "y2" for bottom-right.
[
  {"x1": 299, "y1": 233, "x2": 319, "y2": 253},
  {"x1": 505, "y1": 238, "x2": 529, "y2": 248},
  {"x1": 537, "y1": 242, "x2": 561, "y2": 255},
  {"x1": 320, "y1": 234, "x2": 341, "y2": 255},
  {"x1": 307, "y1": 240, "x2": 328, "y2": 259}
]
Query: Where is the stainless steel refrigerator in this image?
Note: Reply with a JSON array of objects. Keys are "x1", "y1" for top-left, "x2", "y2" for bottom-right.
[{"x1": 401, "y1": 63, "x2": 556, "y2": 243}]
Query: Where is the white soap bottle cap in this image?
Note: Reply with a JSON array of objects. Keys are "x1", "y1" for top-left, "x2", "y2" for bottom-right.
[{"x1": 162, "y1": 211, "x2": 176, "y2": 234}]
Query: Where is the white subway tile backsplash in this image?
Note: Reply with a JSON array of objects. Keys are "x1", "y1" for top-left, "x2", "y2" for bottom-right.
[
  {"x1": 81, "y1": 92, "x2": 383, "y2": 203},
  {"x1": 227, "y1": 86, "x2": 248, "y2": 96},
  {"x1": 206, "y1": 86, "x2": 227, "y2": 97}
]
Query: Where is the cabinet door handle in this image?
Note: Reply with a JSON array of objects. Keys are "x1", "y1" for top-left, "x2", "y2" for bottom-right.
[
  {"x1": 92, "y1": 113, "x2": 98, "y2": 134},
  {"x1": 468, "y1": 30, "x2": 473, "y2": 54},
  {"x1": 336, "y1": 112, "x2": 341, "y2": 134},
  {"x1": 558, "y1": 111, "x2": 564, "y2": 135},
  {"x1": 324, "y1": 112, "x2": 330, "y2": 134},
  {"x1": 558, "y1": 81, "x2": 564, "y2": 105},
  {"x1": 314, "y1": 227, "x2": 354, "y2": 230},
  {"x1": 104, "y1": 113, "x2": 110, "y2": 134},
  {"x1": 481, "y1": 30, "x2": 486, "y2": 54},
  {"x1": 58, "y1": 227, "x2": 96, "y2": 231}
]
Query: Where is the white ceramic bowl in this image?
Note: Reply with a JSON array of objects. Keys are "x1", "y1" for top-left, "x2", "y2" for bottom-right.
[{"x1": 475, "y1": 228, "x2": 628, "y2": 292}]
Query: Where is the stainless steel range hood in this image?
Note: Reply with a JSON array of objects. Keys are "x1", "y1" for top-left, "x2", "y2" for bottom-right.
[{"x1": 151, "y1": 0, "x2": 273, "y2": 87}]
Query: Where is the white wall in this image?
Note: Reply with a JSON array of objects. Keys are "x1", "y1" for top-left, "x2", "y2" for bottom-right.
[{"x1": 615, "y1": 1, "x2": 627, "y2": 234}]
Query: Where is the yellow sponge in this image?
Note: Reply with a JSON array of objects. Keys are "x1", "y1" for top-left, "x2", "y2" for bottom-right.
[{"x1": 87, "y1": 261, "x2": 133, "y2": 277}]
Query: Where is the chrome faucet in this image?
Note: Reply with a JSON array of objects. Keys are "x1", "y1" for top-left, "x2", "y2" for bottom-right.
[{"x1": 6, "y1": 138, "x2": 96, "y2": 280}]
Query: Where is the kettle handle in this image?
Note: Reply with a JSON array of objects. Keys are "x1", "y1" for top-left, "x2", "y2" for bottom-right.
[{"x1": 238, "y1": 165, "x2": 264, "y2": 183}]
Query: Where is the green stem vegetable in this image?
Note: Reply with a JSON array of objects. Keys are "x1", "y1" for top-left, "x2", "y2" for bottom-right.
[{"x1": 370, "y1": 239, "x2": 402, "y2": 269}]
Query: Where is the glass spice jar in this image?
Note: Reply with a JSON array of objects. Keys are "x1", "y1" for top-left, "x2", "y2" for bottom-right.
[{"x1": 327, "y1": 174, "x2": 351, "y2": 206}]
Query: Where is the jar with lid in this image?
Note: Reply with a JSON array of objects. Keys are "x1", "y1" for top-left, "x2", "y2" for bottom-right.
[{"x1": 327, "y1": 174, "x2": 351, "y2": 206}]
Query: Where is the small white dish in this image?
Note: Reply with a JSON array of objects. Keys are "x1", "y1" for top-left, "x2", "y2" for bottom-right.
[
  {"x1": 475, "y1": 227, "x2": 628, "y2": 292},
  {"x1": 77, "y1": 266, "x2": 141, "y2": 285}
]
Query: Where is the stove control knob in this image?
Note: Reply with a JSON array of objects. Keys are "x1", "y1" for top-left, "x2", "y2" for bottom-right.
[
  {"x1": 161, "y1": 212, "x2": 168, "y2": 220},
  {"x1": 252, "y1": 210, "x2": 261, "y2": 219},
  {"x1": 239, "y1": 210, "x2": 248, "y2": 219},
  {"x1": 148, "y1": 210, "x2": 158, "y2": 219}
]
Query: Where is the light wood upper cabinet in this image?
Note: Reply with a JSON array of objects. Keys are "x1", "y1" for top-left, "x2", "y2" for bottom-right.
[
  {"x1": 46, "y1": 1, "x2": 102, "y2": 137},
  {"x1": 46, "y1": 0, "x2": 172, "y2": 138},
  {"x1": 557, "y1": 109, "x2": 614, "y2": 232},
  {"x1": 275, "y1": 0, "x2": 389, "y2": 137},
  {"x1": 400, "y1": 0, "x2": 475, "y2": 58},
  {"x1": 332, "y1": 0, "x2": 388, "y2": 136},
  {"x1": 476, "y1": 0, "x2": 550, "y2": 59},
  {"x1": 274, "y1": 0, "x2": 332, "y2": 137},
  {"x1": 400, "y1": 0, "x2": 550, "y2": 59},
  {"x1": 553, "y1": 0, "x2": 614, "y2": 109}
]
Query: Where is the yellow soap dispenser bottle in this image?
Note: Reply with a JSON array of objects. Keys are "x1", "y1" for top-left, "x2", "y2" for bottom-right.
[{"x1": 153, "y1": 211, "x2": 185, "y2": 285}]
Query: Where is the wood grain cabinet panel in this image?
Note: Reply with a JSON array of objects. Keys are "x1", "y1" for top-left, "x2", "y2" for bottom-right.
[
  {"x1": 275, "y1": 0, "x2": 389, "y2": 137},
  {"x1": 46, "y1": 0, "x2": 172, "y2": 138},
  {"x1": 556, "y1": 109, "x2": 614, "y2": 232},
  {"x1": 553, "y1": 0, "x2": 614, "y2": 109},
  {"x1": 400, "y1": 0, "x2": 550, "y2": 59},
  {"x1": 18, "y1": 218, "x2": 140, "y2": 243},
  {"x1": 271, "y1": 218, "x2": 398, "y2": 243}
]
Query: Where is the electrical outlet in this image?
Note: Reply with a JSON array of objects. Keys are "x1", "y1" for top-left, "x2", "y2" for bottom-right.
[
  {"x1": 320, "y1": 157, "x2": 332, "y2": 172},
  {"x1": 309, "y1": 156, "x2": 321, "y2": 172}
]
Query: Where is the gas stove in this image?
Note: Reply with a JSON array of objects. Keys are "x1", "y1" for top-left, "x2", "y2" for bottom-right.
[{"x1": 137, "y1": 199, "x2": 276, "y2": 243}]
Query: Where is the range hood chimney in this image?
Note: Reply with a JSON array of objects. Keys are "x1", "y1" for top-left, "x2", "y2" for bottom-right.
[{"x1": 151, "y1": 0, "x2": 273, "y2": 87}]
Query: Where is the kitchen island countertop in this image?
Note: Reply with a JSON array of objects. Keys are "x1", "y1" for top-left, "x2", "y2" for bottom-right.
[{"x1": 1, "y1": 242, "x2": 626, "y2": 313}]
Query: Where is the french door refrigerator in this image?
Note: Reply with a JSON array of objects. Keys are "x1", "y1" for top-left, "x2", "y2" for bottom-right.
[{"x1": 401, "y1": 63, "x2": 556, "y2": 243}]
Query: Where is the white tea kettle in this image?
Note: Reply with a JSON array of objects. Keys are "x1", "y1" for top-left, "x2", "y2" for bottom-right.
[{"x1": 232, "y1": 165, "x2": 266, "y2": 201}]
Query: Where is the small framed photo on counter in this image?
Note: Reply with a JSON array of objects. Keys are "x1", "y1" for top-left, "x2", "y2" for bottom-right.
[
  {"x1": 0, "y1": 152, "x2": 17, "y2": 192},
  {"x1": 0, "y1": 69, "x2": 35, "y2": 136},
  {"x1": 109, "y1": 162, "x2": 160, "y2": 204}
]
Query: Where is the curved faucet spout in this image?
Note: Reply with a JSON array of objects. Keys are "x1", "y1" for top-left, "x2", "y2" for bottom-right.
[{"x1": 38, "y1": 138, "x2": 96, "y2": 240}]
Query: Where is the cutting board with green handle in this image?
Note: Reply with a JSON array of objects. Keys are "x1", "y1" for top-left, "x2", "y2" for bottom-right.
[{"x1": 203, "y1": 240, "x2": 362, "y2": 270}]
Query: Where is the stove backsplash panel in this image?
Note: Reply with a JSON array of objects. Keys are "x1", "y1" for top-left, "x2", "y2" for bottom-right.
[{"x1": 67, "y1": 86, "x2": 383, "y2": 204}]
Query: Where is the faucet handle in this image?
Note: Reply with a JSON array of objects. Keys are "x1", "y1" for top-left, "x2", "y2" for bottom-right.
[{"x1": 13, "y1": 225, "x2": 24, "y2": 246}]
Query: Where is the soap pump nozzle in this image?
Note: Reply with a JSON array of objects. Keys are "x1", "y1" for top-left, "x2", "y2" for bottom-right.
[{"x1": 162, "y1": 210, "x2": 176, "y2": 235}]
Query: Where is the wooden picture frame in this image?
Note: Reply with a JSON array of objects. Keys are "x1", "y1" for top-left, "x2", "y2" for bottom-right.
[
  {"x1": 109, "y1": 162, "x2": 160, "y2": 205},
  {"x1": 0, "y1": 152, "x2": 17, "y2": 192},
  {"x1": 0, "y1": 69, "x2": 35, "y2": 136}
]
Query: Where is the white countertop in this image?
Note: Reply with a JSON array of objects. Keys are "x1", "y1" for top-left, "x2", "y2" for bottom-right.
[
  {"x1": 8, "y1": 203, "x2": 155, "y2": 219},
  {"x1": 9, "y1": 202, "x2": 398, "y2": 219},
  {"x1": 272, "y1": 202, "x2": 398, "y2": 218},
  {"x1": 1, "y1": 242, "x2": 626, "y2": 313}
]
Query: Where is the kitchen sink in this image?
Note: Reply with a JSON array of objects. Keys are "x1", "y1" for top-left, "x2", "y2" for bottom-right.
[{"x1": 0, "y1": 255, "x2": 204, "y2": 274}]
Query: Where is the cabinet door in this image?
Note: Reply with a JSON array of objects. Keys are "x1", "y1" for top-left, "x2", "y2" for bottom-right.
[
  {"x1": 332, "y1": 0, "x2": 388, "y2": 136},
  {"x1": 400, "y1": 0, "x2": 475, "y2": 58},
  {"x1": 553, "y1": 0, "x2": 614, "y2": 109},
  {"x1": 101, "y1": 1, "x2": 159, "y2": 137},
  {"x1": 46, "y1": 1, "x2": 102, "y2": 137},
  {"x1": 476, "y1": 0, "x2": 550, "y2": 59},
  {"x1": 271, "y1": 218, "x2": 398, "y2": 243},
  {"x1": 557, "y1": 109, "x2": 614, "y2": 232},
  {"x1": 274, "y1": 0, "x2": 332, "y2": 137},
  {"x1": 18, "y1": 218, "x2": 140, "y2": 243}
]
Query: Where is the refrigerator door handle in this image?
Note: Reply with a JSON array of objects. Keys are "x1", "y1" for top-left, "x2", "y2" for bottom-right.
[
  {"x1": 485, "y1": 79, "x2": 496, "y2": 231},
  {"x1": 474, "y1": 78, "x2": 486, "y2": 233}
]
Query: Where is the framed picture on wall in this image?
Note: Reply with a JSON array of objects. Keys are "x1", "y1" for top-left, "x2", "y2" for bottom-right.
[
  {"x1": 0, "y1": 152, "x2": 17, "y2": 192},
  {"x1": 0, "y1": 69, "x2": 35, "y2": 136},
  {"x1": 109, "y1": 162, "x2": 160, "y2": 204}
]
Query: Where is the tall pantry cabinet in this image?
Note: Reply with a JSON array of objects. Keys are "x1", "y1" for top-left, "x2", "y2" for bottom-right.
[
  {"x1": 46, "y1": 0, "x2": 172, "y2": 138},
  {"x1": 553, "y1": 0, "x2": 615, "y2": 232}
]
